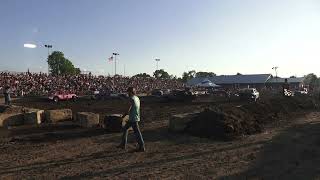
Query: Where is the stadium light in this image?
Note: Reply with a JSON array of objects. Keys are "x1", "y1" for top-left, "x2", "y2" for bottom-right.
[
  {"x1": 112, "y1": 53, "x2": 119, "y2": 76},
  {"x1": 45, "y1": 45, "x2": 53, "y2": 74},
  {"x1": 155, "y1": 58, "x2": 160, "y2": 70},
  {"x1": 24, "y1": 43, "x2": 37, "y2": 48}
]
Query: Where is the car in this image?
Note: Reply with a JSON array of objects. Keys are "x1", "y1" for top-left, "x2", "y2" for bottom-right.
[
  {"x1": 238, "y1": 88, "x2": 260, "y2": 101},
  {"x1": 151, "y1": 89, "x2": 164, "y2": 96},
  {"x1": 294, "y1": 88, "x2": 308, "y2": 96},
  {"x1": 165, "y1": 89, "x2": 196, "y2": 102},
  {"x1": 49, "y1": 92, "x2": 78, "y2": 102}
]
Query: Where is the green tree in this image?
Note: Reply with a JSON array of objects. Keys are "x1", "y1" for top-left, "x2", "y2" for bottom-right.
[
  {"x1": 236, "y1": 72, "x2": 242, "y2": 75},
  {"x1": 195, "y1": 71, "x2": 216, "y2": 78},
  {"x1": 182, "y1": 70, "x2": 196, "y2": 82},
  {"x1": 153, "y1": 69, "x2": 170, "y2": 79},
  {"x1": 304, "y1": 73, "x2": 318, "y2": 88},
  {"x1": 133, "y1": 73, "x2": 151, "y2": 78},
  {"x1": 74, "y1": 68, "x2": 81, "y2": 75},
  {"x1": 47, "y1": 51, "x2": 78, "y2": 75}
]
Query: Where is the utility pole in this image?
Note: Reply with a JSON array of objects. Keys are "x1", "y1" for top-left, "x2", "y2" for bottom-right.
[
  {"x1": 44, "y1": 45, "x2": 53, "y2": 74},
  {"x1": 272, "y1": 66, "x2": 279, "y2": 78},
  {"x1": 113, "y1": 53, "x2": 119, "y2": 76},
  {"x1": 155, "y1": 58, "x2": 160, "y2": 70},
  {"x1": 272, "y1": 66, "x2": 279, "y2": 82}
]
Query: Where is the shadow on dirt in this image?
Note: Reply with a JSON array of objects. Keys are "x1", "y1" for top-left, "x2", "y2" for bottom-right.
[
  {"x1": 221, "y1": 120, "x2": 320, "y2": 179},
  {"x1": 0, "y1": 150, "x2": 128, "y2": 176},
  {"x1": 10, "y1": 126, "x2": 110, "y2": 143}
]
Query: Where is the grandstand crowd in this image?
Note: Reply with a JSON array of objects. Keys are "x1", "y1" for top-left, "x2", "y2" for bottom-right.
[{"x1": 0, "y1": 72, "x2": 185, "y2": 96}]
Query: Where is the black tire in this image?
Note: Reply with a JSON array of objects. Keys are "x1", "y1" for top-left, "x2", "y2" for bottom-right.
[
  {"x1": 53, "y1": 96, "x2": 59, "y2": 103},
  {"x1": 72, "y1": 96, "x2": 77, "y2": 102}
]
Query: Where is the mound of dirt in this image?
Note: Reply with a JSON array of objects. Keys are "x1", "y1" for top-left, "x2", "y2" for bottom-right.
[{"x1": 185, "y1": 96, "x2": 318, "y2": 140}]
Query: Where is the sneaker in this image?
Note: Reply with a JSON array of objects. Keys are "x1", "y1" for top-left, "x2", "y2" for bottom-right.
[{"x1": 135, "y1": 147, "x2": 146, "y2": 152}]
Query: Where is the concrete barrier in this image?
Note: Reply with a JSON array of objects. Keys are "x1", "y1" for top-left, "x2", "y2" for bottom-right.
[
  {"x1": 24, "y1": 110, "x2": 44, "y2": 125},
  {"x1": 76, "y1": 112, "x2": 99, "y2": 128},
  {"x1": 0, "y1": 113, "x2": 24, "y2": 128},
  {"x1": 169, "y1": 113, "x2": 198, "y2": 132},
  {"x1": 101, "y1": 114, "x2": 130, "y2": 132},
  {"x1": 44, "y1": 109, "x2": 72, "y2": 123}
]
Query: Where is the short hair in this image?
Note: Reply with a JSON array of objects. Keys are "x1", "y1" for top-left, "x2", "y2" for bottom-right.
[{"x1": 127, "y1": 87, "x2": 136, "y2": 94}]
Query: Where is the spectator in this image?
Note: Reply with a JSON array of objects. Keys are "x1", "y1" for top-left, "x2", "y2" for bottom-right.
[{"x1": 0, "y1": 72, "x2": 185, "y2": 97}]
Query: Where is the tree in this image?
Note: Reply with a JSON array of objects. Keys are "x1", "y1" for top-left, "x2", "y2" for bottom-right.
[
  {"x1": 195, "y1": 71, "x2": 216, "y2": 78},
  {"x1": 133, "y1": 73, "x2": 151, "y2": 78},
  {"x1": 289, "y1": 75, "x2": 296, "y2": 78},
  {"x1": 182, "y1": 70, "x2": 196, "y2": 82},
  {"x1": 74, "y1": 68, "x2": 81, "y2": 75},
  {"x1": 236, "y1": 72, "x2": 242, "y2": 75},
  {"x1": 304, "y1": 73, "x2": 318, "y2": 88},
  {"x1": 153, "y1": 69, "x2": 170, "y2": 79},
  {"x1": 47, "y1": 51, "x2": 78, "y2": 76}
]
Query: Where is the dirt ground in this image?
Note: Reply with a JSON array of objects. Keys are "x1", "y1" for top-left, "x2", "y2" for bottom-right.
[{"x1": 1, "y1": 97, "x2": 320, "y2": 179}]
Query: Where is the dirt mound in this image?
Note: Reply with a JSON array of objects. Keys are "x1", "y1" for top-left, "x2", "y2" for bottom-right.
[{"x1": 185, "y1": 96, "x2": 318, "y2": 140}]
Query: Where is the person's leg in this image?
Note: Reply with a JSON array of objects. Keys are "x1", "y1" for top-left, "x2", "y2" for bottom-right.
[
  {"x1": 132, "y1": 122, "x2": 145, "y2": 150},
  {"x1": 4, "y1": 94, "x2": 8, "y2": 105},
  {"x1": 118, "y1": 122, "x2": 131, "y2": 149},
  {"x1": 8, "y1": 95, "x2": 11, "y2": 105}
]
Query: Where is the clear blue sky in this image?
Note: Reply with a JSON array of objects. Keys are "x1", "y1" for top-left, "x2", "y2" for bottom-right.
[{"x1": 0, "y1": 0, "x2": 320, "y2": 77}]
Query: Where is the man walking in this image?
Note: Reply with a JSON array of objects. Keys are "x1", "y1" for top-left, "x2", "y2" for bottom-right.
[{"x1": 118, "y1": 87, "x2": 145, "y2": 152}]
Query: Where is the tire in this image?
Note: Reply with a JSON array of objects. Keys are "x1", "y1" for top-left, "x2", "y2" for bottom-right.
[
  {"x1": 53, "y1": 96, "x2": 59, "y2": 103},
  {"x1": 72, "y1": 96, "x2": 77, "y2": 102}
]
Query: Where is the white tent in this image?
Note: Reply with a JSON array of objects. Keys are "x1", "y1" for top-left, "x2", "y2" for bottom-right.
[{"x1": 196, "y1": 79, "x2": 220, "y2": 88}]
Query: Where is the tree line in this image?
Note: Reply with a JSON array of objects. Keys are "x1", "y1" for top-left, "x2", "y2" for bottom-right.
[{"x1": 48, "y1": 51, "x2": 318, "y2": 87}]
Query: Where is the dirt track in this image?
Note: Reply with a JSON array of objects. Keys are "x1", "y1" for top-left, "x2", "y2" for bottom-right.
[{"x1": 1, "y1": 97, "x2": 320, "y2": 179}]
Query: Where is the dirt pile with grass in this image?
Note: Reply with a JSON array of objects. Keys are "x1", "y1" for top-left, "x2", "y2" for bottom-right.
[{"x1": 185, "y1": 96, "x2": 318, "y2": 140}]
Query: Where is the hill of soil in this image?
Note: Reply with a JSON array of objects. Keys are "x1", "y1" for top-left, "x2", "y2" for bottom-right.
[{"x1": 186, "y1": 96, "x2": 318, "y2": 139}]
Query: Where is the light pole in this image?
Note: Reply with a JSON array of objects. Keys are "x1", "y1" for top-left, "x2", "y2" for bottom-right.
[
  {"x1": 272, "y1": 66, "x2": 279, "y2": 83},
  {"x1": 113, "y1": 53, "x2": 119, "y2": 76},
  {"x1": 155, "y1": 58, "x2": 160, "y2": 70},
  {"x1": 45, "y1": 45, "x2": 53, "y2": 74},
  {"x1": 272, "y1": 66, "x2": 279, "y2": 78}
]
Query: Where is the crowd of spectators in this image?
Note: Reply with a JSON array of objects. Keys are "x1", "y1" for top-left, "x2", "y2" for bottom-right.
[{"x1": 0, "y1": 72, "x2": 185, "y2": 97}]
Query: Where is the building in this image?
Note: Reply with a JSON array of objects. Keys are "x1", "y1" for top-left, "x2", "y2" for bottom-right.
[
  {"x1": 187, "y1": 74, "x2": 272, "y2": 90},
  {"x1": 265, "y1": 77, "x2": 305, "y2": 90}
]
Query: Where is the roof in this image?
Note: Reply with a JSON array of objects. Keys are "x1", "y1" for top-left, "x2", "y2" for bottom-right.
[
  {"x1": 266, "y1": 77, "x2": 304, "y2": 84},
  {"x1": 187, "y1": 74, "x2": 272, "y2": 86}
]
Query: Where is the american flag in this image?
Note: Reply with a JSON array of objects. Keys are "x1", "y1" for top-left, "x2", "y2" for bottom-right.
[{"x1": 108, "y1": 56, "x2": 113, "y2": 62}]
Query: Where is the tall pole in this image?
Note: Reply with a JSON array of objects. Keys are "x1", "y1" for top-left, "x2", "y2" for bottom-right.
[
  {"x1": 272, "y1": 66, "x2": 279, "y2": 82},
  {"x1": 272, "y1": 66, "x2": 278, "y2": 78},
  {"x1": 155, "y1": 58, "x2": 160, "y2": 70},
  {"x1": 45, "y1": 45, "x2": 53, "y2": 74},
  {"x1": 113, "y1": 53, "x2": 119, "y2": 76}
]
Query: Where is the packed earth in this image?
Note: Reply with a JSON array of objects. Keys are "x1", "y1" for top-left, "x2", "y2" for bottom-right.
[{"x1": 0, "y1": 95, "x2": 320, "y2": 179}]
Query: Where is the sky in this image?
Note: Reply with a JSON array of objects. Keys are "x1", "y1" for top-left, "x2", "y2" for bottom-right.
[{"x1": 0, "y1": 0, "x2": 320, "y2": 77}]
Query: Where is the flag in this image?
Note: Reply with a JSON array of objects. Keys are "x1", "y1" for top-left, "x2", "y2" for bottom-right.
[{"x1": 108, "y1": 56, "x2": 113, "y2": 62}]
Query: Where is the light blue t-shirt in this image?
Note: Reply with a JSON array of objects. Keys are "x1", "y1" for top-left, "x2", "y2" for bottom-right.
[{"x1": 129, "y1": 95, "x2": 140, "y2": 122}]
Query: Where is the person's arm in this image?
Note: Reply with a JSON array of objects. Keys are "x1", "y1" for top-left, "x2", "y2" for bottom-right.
[
  {"x1": 122, "y1": 98, "x2": 133, "y2": 118},
  {"x1": 123, "y1": 105, "x2": 131, "y2": 118}
]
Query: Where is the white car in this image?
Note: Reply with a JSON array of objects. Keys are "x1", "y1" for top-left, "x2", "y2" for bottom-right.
[{"x1": 239, "y1": 88, "x2": 260, "y2": 101}]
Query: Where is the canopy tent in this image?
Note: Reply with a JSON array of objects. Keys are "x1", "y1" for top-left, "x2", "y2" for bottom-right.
[{"x1": 196, "y1": 79, "x2": 220, "y2": 88}]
